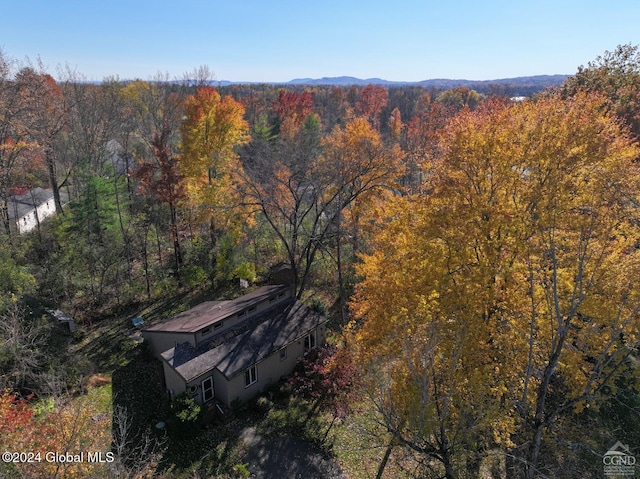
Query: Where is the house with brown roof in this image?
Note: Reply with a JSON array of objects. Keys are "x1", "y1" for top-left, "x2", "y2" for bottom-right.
[{"x1": 142, "y1": 285, "x2": 328, "y2": 407}]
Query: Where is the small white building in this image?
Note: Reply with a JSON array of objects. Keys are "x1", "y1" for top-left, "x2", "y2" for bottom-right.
[{"x1": 8, "y1": 187, "x2": 69, "y2": 234}]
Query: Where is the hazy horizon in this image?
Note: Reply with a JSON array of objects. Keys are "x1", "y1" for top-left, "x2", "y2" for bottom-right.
[{"x1": 2, "y1": 0, "x2": 639, "y2": 82}]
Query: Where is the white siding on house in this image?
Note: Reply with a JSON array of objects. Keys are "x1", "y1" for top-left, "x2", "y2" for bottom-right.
[
  {"x1": 185, "y1": 369, "x2": 227, "y2": 405},
  {"x1": 9, "y1": 188, "x2": 70, "y2": 234},
  {"x1": 17, "y1": 200, "x2": 55, "y2": 233}
]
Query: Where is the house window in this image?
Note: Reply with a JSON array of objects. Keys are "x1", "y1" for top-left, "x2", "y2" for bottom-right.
[
  {"x1": 214, "y1": 321, "x2": 224, "y2": 330},
  {"x1": 279, "y1": 347, "x2": 287, "y2": 361},
  {"x1": 201, "y1": 326, "x2": 211, "y2": 336},
  {"x1": 248, "y1": 306, "x2": 256, "y2": 313},
  {"x1": 237, "y1": 310, "x2": 246, "y2": 318},
  {"x1": 202, "y1": 376, "x2": 214, "y2": 403},
  {"x1": 304, "y1": 331, "x2": 317, "y2": 353},
  {"x1": 245, "y1": 365, "x2": 257, "y2": 387}
]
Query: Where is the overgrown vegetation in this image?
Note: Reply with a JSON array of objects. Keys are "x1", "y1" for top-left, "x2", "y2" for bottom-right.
[{"x1": 1, "y1": 44, "x2": 640, "y2": 478}]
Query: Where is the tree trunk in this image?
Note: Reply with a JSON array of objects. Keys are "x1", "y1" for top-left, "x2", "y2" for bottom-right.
[
  {"x1": 526, "y1": 342, "x2": 565, "y2": 479},
  {"x1": 439, "y1": 423, "x2": 456, "y2": 479},
  {"x1": 375, "y1": 440, "x2": 394, "y2": 479},
  {"x1": 113, "y1": 173, "x2": 132, "y2": 281},
  {"x1": 322, "y1": 414, "x2": 338, "y2": 444},
  {"x1": 335, "y1": 205, "x2": 347, "y2": 324},
  {"x1": 29, "y1": 189, "x2": 43, "y2": 245},
  {"x1": 46, "y1": 146, "x2": 64, "y2": 215},
  {"x1": 139, "y1": 220, "x2": 151, "y2": 299},
  {"x1": 169, "y1": 201, "x2": 182, "y2": 279},
  {"x1": 154, "y1": 219, "x2": 163, "y2": 266},
  {"x1": 0, "y1": 193, "x2": 11, "y2": 239},
  {"x1": 526, "y1": 426, "x2": 545, "y2": 479}
]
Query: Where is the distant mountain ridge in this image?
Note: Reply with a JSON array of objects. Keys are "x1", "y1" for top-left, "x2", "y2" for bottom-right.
[
  {"x1": 216, "y1": 74, "x2": 570, "y2": 96},
  {"x1": 287, "y1": 76, "x2": 392, "y2": 85},
  {"x1": 285, "y1": 74, "x2": 569, "y2": 88},
  {"x1": 218, "y1": 74, "x2": 568, "y2": 87}
]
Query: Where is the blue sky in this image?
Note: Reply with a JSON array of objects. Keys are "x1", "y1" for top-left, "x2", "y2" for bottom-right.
[{"x1": 2, "y1": 0, "x2": 640, "y2": 82}]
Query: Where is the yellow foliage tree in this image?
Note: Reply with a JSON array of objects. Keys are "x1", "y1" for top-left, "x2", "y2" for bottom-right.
[
  {"x1": 350, "y1": 93, "x2": 640, "y2": 478},
  {"x1": 179, "y1": 86, "x2": 249, "y2": 235},
  {"x1": 321, "y1": 117, "x2": 403, "y2": 315}
]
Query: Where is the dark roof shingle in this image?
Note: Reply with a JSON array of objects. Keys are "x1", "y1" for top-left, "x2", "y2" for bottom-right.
[
  {"x1": 162, "y1": 299, "x2": 326, "y2": 381},
  {"x1": 144, "y1": 285, "x2": 290, "y2": 333}
]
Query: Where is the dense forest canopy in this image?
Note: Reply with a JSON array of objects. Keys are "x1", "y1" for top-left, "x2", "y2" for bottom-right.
[{"x1": 1, "y1": 45, "x2": 640, "y2": 479}]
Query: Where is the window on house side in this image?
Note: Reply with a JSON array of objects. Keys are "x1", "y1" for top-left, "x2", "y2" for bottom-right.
[
  {"x1": 279, "y1": 347, "x2": 287, "y2": 361},
  {"x1": 214, "y1": 321, "x2": 223, "y2": 330},
  {"x1": 304, "y1": 331, "x2": 317, "y2": 352},
  {"x1": 201, "y1": 326, "x2": 211, "y2": 336},
  {"x1": 202, "y1": 376, "x2": 214, "y2": 403},
  {"x1": 245, "y1": 365, "x2": 257, "y2": 387}
]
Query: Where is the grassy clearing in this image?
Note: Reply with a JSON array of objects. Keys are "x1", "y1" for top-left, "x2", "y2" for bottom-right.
[
  {"x1": 331, "y1": 412, "x2": 390, "y2": 479},
  {"x1": 326, "y1": 402, "x2": 421, "y2": 479}
]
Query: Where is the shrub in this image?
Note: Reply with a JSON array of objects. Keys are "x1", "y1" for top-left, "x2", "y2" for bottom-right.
[
  {"x1": 232, "y1": 462, "x2": 250, "y2": 478},
  {"x1": 181, "y1": 265, "x2": 208, "y2": 288},
  {"x1": 309, "y1": 298, "x2": 327, "y2": 316},
  {"x1": 170, "y1": 393, "x2": 202, "y2": 438},
  {"x1": 233, "y1": 261, "x2": 256, "y2": 282}
]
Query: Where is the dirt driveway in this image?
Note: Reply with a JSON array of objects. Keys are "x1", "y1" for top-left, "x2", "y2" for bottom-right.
[{"x1": 240, "y1": 427, "x2": 347, "y2": 479}]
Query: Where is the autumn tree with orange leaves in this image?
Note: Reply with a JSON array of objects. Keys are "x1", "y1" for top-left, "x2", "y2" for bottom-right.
[
  {"x1": 401, "y1": 98, "x2": 454, "y2": 193},
  {"x1": 0, "y1": 387, "x2": 162, "y2": 479},
  {"x1": 272, "y1": 89, "x2": 314, "y2": 137},
  {"x1": 179, "y1": 87, "x2": 249, "y2": 239},
  {"x1": 321, "y1": 116, "x2": 403, "y2": 317},
  {"x1": 241, "y1": 114, "x2": 402, "y2": 299},
  {"x1": 356, "y1": 84, "x2": 388, "y2": 130},
  {"x1": 0, "y1": 51, "x2": 33, "y2": 237},
  {"x1": 351, "y1": 92, "x2": 640, "y2": 479},
  {"x1": 15, "y1": 65, "x2": 68, "y2": 215},
  {"x1": 131, "y1": 123, "x2": 186, "y2": 278}
]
